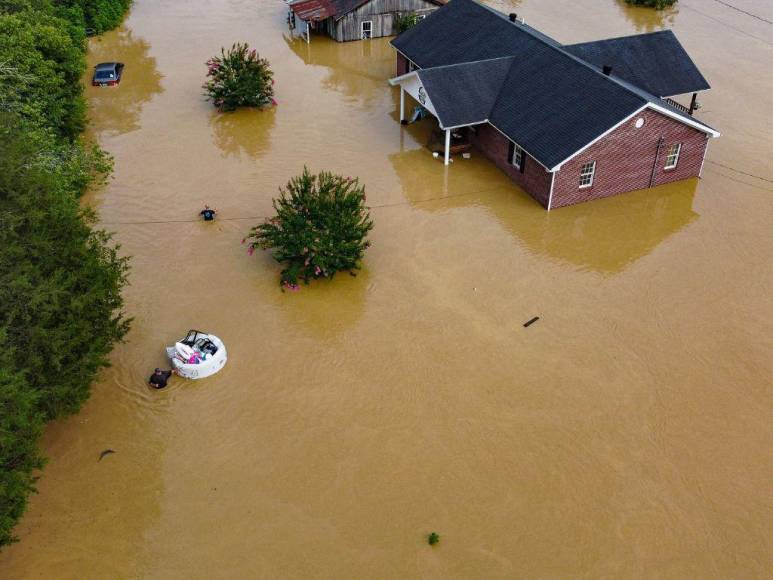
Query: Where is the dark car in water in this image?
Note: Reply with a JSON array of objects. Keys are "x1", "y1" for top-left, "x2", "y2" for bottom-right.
[{"x1": 92, "y1": 62, "x2": 124, "y2": 87}]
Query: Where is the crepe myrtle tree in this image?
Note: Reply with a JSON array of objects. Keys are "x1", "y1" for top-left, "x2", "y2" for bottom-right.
[
  {"x1": 244, "y1": 168, "x2": 374, "y2": 290},
  {"x1": 203, "y1": 43, "x2": 275, "y2": 112}
]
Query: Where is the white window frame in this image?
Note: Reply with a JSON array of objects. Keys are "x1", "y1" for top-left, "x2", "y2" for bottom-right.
[
  {"x1": 361, "y1": 20, "x2": 373, "y2": 39},
  {"x1": 512, "y1": 145, "x2": 525, "y2": 171},
  {"x1": 664, "y1": 143, "x2": 681, "y2": 170},
  {"x1": 579, "y1": 161, "x2": 596, "y2": 188}
]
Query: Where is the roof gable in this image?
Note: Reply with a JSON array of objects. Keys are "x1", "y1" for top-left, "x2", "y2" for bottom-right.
[
  {"x1": 416, "y1": 57, "x2": 514, "y2": 128},
  {"x1": 563, "y1": 30, "x2": 711, "y2": 97}
]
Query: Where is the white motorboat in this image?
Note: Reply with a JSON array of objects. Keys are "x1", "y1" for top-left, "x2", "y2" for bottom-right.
[{"x1": 165, "y1": 330, "x2": 227, "y2": 379}]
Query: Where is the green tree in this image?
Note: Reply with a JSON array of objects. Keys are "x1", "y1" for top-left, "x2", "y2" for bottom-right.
[
  {"x1": 204, "y1": 43, "x2": 275, "y2": 112},
  {"x1": 0, "y1": 0, "x2": 131, "y2": 549},
  {"x1": 245, "y1": 168, "x2": 374, "y2": 289},
  {"x1": 0, "y1": 9, "x2": 87, "y2": 137}
]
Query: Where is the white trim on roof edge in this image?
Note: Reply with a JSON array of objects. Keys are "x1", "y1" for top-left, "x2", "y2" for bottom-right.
[
  {"x1": 551, "y1": 103, "x2": 719, "y2": 171},
  {"x1": 647, "y1": 103, "x2": 720, "y2": 138},
  {"x1": 388, "y1": 71, "x2": 419, "y2": 85}
]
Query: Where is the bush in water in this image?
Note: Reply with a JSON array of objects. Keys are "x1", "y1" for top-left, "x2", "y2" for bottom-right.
[
  {"x1": 625, "y1": 0, "x2": 677, "y2": 8},
  {"x1": 245, "y1": 168, "x2": 374, "y2": 290},
  {"x1": 204, "y1": 43, "x2": 275, "y2": 112},
  {"x1": 428, "y1": 532, "x2": 440, "y2": 545}
]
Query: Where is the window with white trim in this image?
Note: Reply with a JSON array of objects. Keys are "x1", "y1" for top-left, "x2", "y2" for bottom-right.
[
  {"x1": 579, "y1": 161, "x2": 596, "y2": 188},
  {"x1": 512, "y1": 145, "x2": 525, "y2": 171},
  {"x1": 664, "y1": 143, "x2": 681, "y2": 169},
  {"x1": 361, "y1": 20, "x2": 372, "y2": 39}
]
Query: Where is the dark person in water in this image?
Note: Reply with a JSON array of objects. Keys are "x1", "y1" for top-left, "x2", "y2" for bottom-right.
[
  {"x1": 200, "y1": 205, "x2": 217, "y2": 221},
  {"x1": 149, "y1": 368, "x2": 173, "y2": 389}
]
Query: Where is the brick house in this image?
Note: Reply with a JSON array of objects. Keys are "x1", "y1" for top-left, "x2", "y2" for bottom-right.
[
  {"x1": 388, "y1": 0, "x2": 719, "y2": 209},
  {"x1": 287, "y1": 0, "x2": 445, "y2": 43}
]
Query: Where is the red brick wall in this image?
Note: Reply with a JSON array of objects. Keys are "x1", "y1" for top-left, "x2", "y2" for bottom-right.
[
  {"x1": 469, "y1": 124, "x2": 553, "y2": 208},
  {"x1": 396, "y1": 52, "x2": 409, "y2": 76},
  {"x1": 550, "y1": 108, "x2": 710, "y2": 209}
]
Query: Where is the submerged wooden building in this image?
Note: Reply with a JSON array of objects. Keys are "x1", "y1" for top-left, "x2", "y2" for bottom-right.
[{"x1": 287, "y1": 0, "x2": 445, "y2": 42}]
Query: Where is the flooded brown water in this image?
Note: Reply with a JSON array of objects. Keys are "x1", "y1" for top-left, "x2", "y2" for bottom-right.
[{"x1": 2, "y1": 0, "x2": 772, "y2": 577}]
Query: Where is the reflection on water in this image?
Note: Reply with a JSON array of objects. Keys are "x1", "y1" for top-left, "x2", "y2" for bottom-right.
[
  {"x1": 267, "y1": 266, "x2": 371, "y2": 338},
  {"x1": 85, "y1": 26, "x2": 163, "y2": 136},
  {"x1": 614, "y1": 0, "x2": 679, "y2": 31},
  {"x1": 389, "y1": 143, "x2": 699, "y2": 273},
  {"x1": 283, "y1": 34, "x2": 394, "y2": 105},
  {"x1": 210, "y1": 106, "x2": 277, "y2": 159}
]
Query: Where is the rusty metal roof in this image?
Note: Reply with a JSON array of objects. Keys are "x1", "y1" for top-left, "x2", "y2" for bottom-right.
[{"x1": 289, "y1": 0, "x2": 444, "y2": 22}]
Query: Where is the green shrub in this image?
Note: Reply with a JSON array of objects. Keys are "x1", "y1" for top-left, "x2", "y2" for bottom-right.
[
  {"x1": 204, "y1": 43, "x2": 275, "y2": 112},
  {"x1": 245, "y1": 168, "x2": 374, "y2": 289},
  {"x1": 625, "y1": 0, "x2": 677, "y2": 8},
  {"x1": 395, "y1": 13, "x2": 421, "y2": 33}
]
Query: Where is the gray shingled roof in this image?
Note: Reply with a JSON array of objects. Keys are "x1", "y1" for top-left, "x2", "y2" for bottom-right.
[
  {"x1": 391, "y1": 0, "x2": 716, "y2": 169},
  {"x1": 564, "y1": 30, "x2": 711, "y2": 97},
  {"x1": 417, "y1": 57, "x2": 514, "y2": 128}
]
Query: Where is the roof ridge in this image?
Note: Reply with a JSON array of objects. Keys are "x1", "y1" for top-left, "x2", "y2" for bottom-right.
[
  {"x1": 467, "y1": 0, "x2": 679, "y2": 107},
  {"x1": 417, "y1": 54, "x2": 517, "y2": 70}
]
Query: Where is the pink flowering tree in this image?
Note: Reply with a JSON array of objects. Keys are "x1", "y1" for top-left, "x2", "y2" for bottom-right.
[
  {"x1": 244, "y1": 168, "x2": 374, "y2": 290},
  {"x1": 203, "y1": 43, "x2": 275, "y2": 112}
]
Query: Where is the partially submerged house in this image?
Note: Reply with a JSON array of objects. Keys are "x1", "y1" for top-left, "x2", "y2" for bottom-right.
[
  {"x1": 287, "y1": 0, "x2": 445, "y2": 43},
  {"x1": 389, "y1": 0, "x2": 719, "y2": 210}
]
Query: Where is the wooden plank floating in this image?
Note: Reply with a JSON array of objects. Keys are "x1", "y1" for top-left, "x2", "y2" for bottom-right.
[{"x1": 523, "y1": 316, "x2": 540, "y2": 327}]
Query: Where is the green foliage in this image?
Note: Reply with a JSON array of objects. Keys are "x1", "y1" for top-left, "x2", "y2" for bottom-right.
[
  {"x1": 245, "y1": 168, "x2": 374, "y2": 289},
  {"x1": 204, "y1": 43, "x2": 275, "y2": 112},
  {"x1": 428, "y1": 532, "x2": 440, "y2": 545},
  {"x1": 395, "y1": 13, "x2": 421, "y2": 34},
  {"x1": 625, "y1": 0, "x2": 677, "y2": 8},
  {"x1": 0, "y1": 7, "x2": 87, "y2": 138},
  {"x1": 0, "y1": 0, "x2": 130, "y2": 549},
  {"x1": 55, "y1": 0, "x2": 133, "y2": 33}
]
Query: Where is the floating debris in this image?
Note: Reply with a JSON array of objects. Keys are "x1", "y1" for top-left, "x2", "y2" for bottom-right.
[
  {"x1": 523, "y1": 316, "x2": 540, "y2": 328},
  {"x1": 98, "y1": 449, "x2": 115, "y2": 461},
  {"x1": 428, "y1": 532, "x2": 440, "y2": 546}
]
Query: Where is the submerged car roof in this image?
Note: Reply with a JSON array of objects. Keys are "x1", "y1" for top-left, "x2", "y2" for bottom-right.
[{"x1": 95, "y1": 62, "x2": 120, "y2": 69}]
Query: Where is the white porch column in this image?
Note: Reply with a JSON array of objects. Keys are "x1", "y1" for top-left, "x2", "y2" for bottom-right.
[
  {"x1": 399, "y1": 86, "x2": 405, "y2": 123},
  {"x1": 306, "y1": 21, "x2": 310, "y2": 44},
  {"x1": 444, "y1": 129, "x2": 451, "y2": 165}
]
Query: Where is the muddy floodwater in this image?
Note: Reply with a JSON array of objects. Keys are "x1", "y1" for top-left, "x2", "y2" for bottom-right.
[{"x1": 2, "y1": 0, "x2": 772, "y2": 577}]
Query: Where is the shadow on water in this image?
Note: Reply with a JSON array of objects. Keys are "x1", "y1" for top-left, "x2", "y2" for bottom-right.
[
  {"x1": 389, "y1": 137, "x2": 699, "y2": 274},
  {"x1": 209, "y1": 106, "x2": 277, "y2": 160},
  {"x1": 282, "y1": 34, "x2": 394, "y2": 105},
  {"x1": 614, "y1": 0, "x2": 679, "y2": 32},
  {"x1": 85, "y1": 26, "x2": 163, "y2": 136}
]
